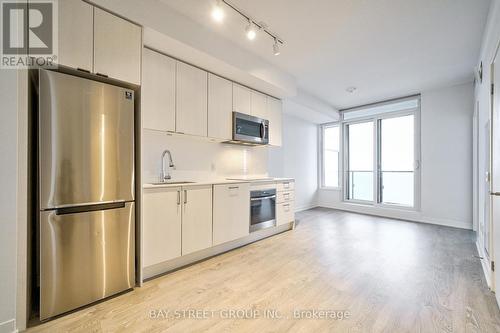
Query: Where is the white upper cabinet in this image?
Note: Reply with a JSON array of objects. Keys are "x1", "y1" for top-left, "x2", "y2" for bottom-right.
[
  {"x1": 57, "y1": 0, "x2": 93, "y2": 72},
  {"x1": 213, "y1": 183, "x2": 250, "y2": 245},
  {"x1": 267, "y1": 97, "x2": 283, "y2": 147},
  {"x1": 176, "y1": 62, "x2": 208, "y2": 137},
  {"x1": 250, "y1": 90, "x2": 267, "y2": 120},
  {"x1": 142, "y1": 48, "x2": 176, "y2": 132},
  {"x1": 208, "y1": 74, "x2": 233, "y2": 140},
  {"x1": 181, "y1": 186, "x2": 213, "y2": 255},
  {"x1": 142, "y1": 187, "x2": 182, "y2": 267},
  {"x1": 232, "y1": 84, "x2": 252, "y2": 116},
  {"x1": 94, "y1": 8, "x2": 142, "y2": 85}
]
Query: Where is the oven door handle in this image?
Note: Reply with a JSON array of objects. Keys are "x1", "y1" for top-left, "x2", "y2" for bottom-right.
[{"x1": 251, "y1": 195, "x2": 276, "y2": 201}]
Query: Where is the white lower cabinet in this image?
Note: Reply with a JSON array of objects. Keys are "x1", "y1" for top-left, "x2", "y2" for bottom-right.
[
  {"x1": 181, "y1": 186, "x2": 213, "y2": 255},
  {"x1": 213, "y1": 183, "x2": 250, "y2": 245},
  {"x1": 276, "y1": 181, "x2": 295, "y2": 226},
  {"x1": 143, "y1": 187, "x2": 182, "y2": 267},
  {"x1": 276, "y1": 202, "x2": 295, "y2": 226}
]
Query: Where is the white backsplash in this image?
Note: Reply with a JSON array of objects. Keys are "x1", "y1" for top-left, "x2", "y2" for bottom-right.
[{"x1": 142, "y1": 129, "x2": 269, "y2": 183}]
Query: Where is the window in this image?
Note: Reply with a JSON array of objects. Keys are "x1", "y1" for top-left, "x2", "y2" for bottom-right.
[
  {"x1": 321, "y1": 125, "x2": 340, "y2": 188},
  {"x1": 341, "y1": 96, "x2": 420, "y2": 208}
]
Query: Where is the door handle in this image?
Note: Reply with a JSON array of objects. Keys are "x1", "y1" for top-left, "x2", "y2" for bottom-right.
[{"x1": 491, "y1": 192, "x2": 500, "y2": 196}]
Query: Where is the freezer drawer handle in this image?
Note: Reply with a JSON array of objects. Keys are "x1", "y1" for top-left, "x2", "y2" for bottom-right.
[{"x1": 55, "y1": 201, "x2": 126, "y2": 215}]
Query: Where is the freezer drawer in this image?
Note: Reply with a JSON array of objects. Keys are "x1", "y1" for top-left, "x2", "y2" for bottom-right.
[
  {"x1": 40, "y1": 202, "x2": 135, "y2": 320},
  {"x1": 38, "y1": 69, "x2": 135, "y2": 209}
]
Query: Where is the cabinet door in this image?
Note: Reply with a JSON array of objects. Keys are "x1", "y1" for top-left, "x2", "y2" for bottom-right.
[
  {"x1": 276, "y1": 202, "x2": 295, "y2": 226},
  {"x1": 57, "y1": 0, "x2": 93, "y2": 71},
  {"x1": 176, "y1": 62, "x2": 208, "y2": 136},
  {"x1": 208, "y1": 74, "x2": 232, "y2": 140},
  {"x1": 233, "y1": 84, "x2": 251, "y2": 116},
  {"x1": 267, "y1": 97, "x2": 283, "y2": 146},
  {"x1": 94, "y1": 8, "x2": 142, "y2": 85},
  {"x1": 182, "y1": 186, "x2": 213, "y2": 255},
  {"x1": 142, "y1": 48, "x2": 176, "y2": 132},
  {"x1": 143, "y1": 188, "x2": 182, "y2": 267},
  {"x1": 251, "y1": 90, "x2": 267, "y2": 120},
  {"x1": 213, "y1": 183, "x2": 250, "y2": 245}
]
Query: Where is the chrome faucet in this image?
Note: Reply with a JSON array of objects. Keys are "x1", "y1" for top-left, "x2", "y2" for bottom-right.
[{"x1": 160, "y1": 149, "x2": 175, "y2": 182}]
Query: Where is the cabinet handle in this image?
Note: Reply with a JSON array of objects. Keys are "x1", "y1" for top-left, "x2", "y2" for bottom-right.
[
  {"x1": 228, "y1": 186, "x2": 239, "y2": 189},
  {"x1": 96, "y1": 72, "x2": 109, "y2": 78},
  {"x1": 283, "y1": 204, "x2": 290, "y2": 212},
  {"x1": 177, "y1": 191, "x2": 181, "y2": 205},
  {"x1": 184, "y1": 190, "x2": 187, "y2": 204}
]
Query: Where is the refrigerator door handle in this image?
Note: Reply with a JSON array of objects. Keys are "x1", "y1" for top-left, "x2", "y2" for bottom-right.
[{"x1": 55, "y1": 201, "x2": 126, "y2": 216}]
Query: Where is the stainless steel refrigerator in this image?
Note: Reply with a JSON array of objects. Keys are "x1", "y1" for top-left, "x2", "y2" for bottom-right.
[{"x1": 37, "y1": 69, "x2": 135, "y2": 320}]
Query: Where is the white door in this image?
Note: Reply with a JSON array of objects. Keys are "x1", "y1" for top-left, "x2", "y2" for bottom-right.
[
  {"x1": 176, "y1": 62, "x2": 208, "y2": 136},
  {"x1": 142, "y1": 49, "x2": 176, "y2": 132},
  {"x1": 208, "y1": 74, "x2": 232, "y2": 140},
  {"x1": 93, "y1": 8, "x2": 142, "y2": 85},
  {"x1": 57, "y1": 0, "x2": 93, "y2": 71},
  {"x1": 181, "y1": 186, "x2": 213, "y2": 255},
  {"x1": 491, "y1": 47, "x2": 500, "y2": 302}
]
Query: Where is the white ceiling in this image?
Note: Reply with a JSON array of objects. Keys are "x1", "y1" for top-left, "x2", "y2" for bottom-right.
[{"x1": 161, "y1": 0, "x2": 490, "y2": 109}]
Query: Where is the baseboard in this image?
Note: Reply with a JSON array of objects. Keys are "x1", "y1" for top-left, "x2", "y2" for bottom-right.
[
  {"x1": 317, "y1": 202, "x2": 472, "y2": 230},
  {"x1": 0, "y1": 319, "x2": 16, "y2": 333},
  {"x1": 295, "y1": 204, "x2": 318, "y2": 213},
  {"x1": 476, "y1": 240, "x2": 492, "y2": 289}
]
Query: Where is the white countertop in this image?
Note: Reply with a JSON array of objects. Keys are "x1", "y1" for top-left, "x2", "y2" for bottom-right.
[{"x1": 142, "y1": 177, "x2": 294, "y2": 189}]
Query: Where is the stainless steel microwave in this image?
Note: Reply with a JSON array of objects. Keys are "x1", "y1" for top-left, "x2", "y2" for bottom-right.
[{"x1": 231, "y1": 112, "x2": 269, "y2": 145}]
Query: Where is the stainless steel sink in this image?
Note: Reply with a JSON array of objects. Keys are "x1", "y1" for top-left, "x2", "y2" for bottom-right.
[{"x1": 150, "y1": 181, "x2": 196, "y2": 185}]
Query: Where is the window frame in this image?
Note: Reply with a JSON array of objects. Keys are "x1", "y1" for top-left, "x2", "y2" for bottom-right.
[
  {"x1": 340, "y1": 97, "x2": 421, "y2": 210},
  {"x1": 319, "y1": 123, "x2": 342, "y2": 190}
]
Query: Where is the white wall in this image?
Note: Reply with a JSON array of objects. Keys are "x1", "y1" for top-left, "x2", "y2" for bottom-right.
[
  {"x1": 268, "y1": 113, "x2": 319, "y2": 211},
  {"x1": 318, "y1": 82, "x2": 474, "y2": 230},
  {"x1": 0, "y1": 71, "x2": 18, "y2": 333}
]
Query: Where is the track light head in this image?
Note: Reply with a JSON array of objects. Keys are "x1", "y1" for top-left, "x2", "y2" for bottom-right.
[
  {"x1": 211, "y1": 0, "x2": 224, "y2": 23},
  {"x1": 245, "y1": 20, "x2": 257, "y2": 40},
  {"x1": 273, "y1": 39, "x2": 280, "y2": 56}
]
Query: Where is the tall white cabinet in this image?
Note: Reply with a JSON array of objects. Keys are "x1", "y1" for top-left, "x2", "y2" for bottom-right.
[
  {"x1": 142, "y1": 48, "x2": 176, "y2": 132},
  {"x1": 176, "y1": 62, "x2": 208, "y2": 136}
]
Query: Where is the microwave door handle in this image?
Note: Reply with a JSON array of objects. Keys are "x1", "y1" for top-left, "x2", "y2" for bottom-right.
[{"x1": 260, "y1": 122, "x2": 264, "y2": 139}]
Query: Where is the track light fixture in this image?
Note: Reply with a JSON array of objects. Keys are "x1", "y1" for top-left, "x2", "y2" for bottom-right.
[
  {"x1": 245, "y1": 20, "x2": 257, "y2": 40},
  {"x1": 273, "y1": 38, "x2": 280, "y2": 56},
  {"x1": 212, "y1": 0, "x2": 285, "y2": 55},
  {"x1": 211, "y1": 0, "x2": 224, "y2": 23}
]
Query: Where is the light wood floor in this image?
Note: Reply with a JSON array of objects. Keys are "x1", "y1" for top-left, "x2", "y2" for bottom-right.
[{"x1": 28, "y1": 208, "x2": 500, "y2": 332}]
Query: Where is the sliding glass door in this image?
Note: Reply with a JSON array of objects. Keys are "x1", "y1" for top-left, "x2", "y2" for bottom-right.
[
  {"x1": 346, "y1": 121, "x2": 374, "y2": 202},
  {"x1": 379, "y1": 115, "x2": 414, "y2": 206},
  {"x1": 344, "y1": 109, "x2": 418, "y2": 208}
]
